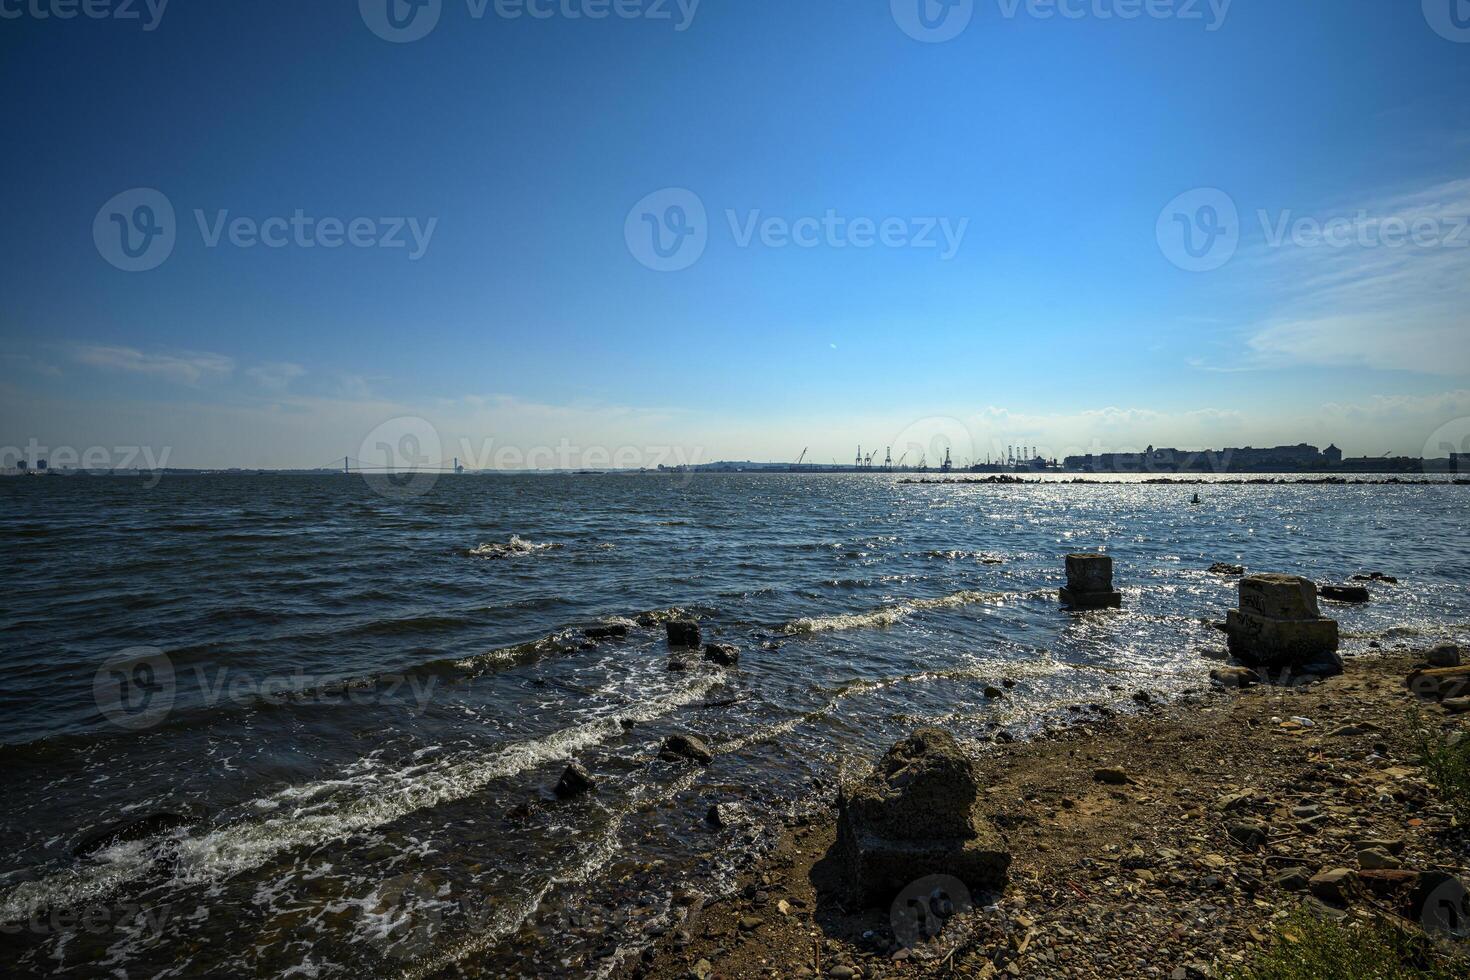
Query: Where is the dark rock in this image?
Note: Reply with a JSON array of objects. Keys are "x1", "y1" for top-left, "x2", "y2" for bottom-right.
[
  {"x1": 1308, "y1": 868, "x2": 1359, "y2": 904},
  {"x1": 1093, "y1": 767, "x2": 1132, "y2": 786},
  {"x1": 983, "y1": 686, "x2": 1004, "y2": 699},
  {"x1": 1275, "y1": 867, "x2": 1311, "y2": 892},
  {"x1": 660, "y1": 733, "x2": 714, "y2": 764},
  {"x1": 74, "y1": 812, "x2": 192, "y2": 858},
  {"x1": 1319, "y1": 584, "x2": 1370, "y2": 604},
  {"x1": 706, "y1": 802, "x2": 747, "y2": 828},
  {"x1": 1208, "y1": 562, "x2": 1245, "y2": 576},
  {"x1": 583, "y1": 623, "x2": 630, "y2": 641},
  {"x1": 1227, "y1": 821, "x2": 1268, "y2": 848},
  {"x1": 555, "y1": 762, "x2": 595, "y2": 798},
  {"x1": 667, "y1": 658, "x2": 690, "y2": 673},
  {"x1": 836, "y1": 728, "x2": 1010, "y2": 906},
  {"x1": 703, "y1": 643, "x2": 740, "y2": 667},
  {"x1": 1210, "y1": 666, "x2": 1260, "y2": 689},
  {"x1": 666, "y1": 620, "x2": 701, "y2": 648},
  {"x1": 1428, "y1": 644, "x2": 1462, "y2": 669}
]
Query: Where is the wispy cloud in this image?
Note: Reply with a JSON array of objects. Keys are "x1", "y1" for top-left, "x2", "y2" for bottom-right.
[
  {"x1": 72, "y1": 344, "x2": 235, "y2": 386},
  {"x1": 245, "y1": 361, "x2": 306, "y2": 389},
  {"x1": 1235, "y1": 178, "x2": 1470, "y2": 376}
]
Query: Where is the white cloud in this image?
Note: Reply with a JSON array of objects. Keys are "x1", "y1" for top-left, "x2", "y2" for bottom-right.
[
  {"x1": 72, "y1": 344, "x2": 235, "y2": 386},
  {"x1": 1235, "y1": 178, "x2": 1470, "y2": 376},
  {"x1": 245, "y1": 362, "x2": 306, "y2": 389}
]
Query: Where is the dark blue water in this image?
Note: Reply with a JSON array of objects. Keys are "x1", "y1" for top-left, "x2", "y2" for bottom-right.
[{"x1": 1, "y1": 473, "x2": 1466, "y2": 977}]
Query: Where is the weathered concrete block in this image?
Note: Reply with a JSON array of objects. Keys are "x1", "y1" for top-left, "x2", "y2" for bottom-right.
[
  {"x1": 1226, "y1": 609, "x2": 1339, "y2": 667},
  {"x1": 1065, "y1": 554, "x2": 1114, "y2": 593},
  {"x1": 1239, "y1": 574, "x2": 1319, "y2": 620},
  {"x1": 836, "y1": 728, "x2": 1010, "y2": 906},
  {"x1": 1059, "y1": 587, "x2": 1123, "y2": 610},
  {"x1": 1060, "y1": 554, "x2": 1122, "y2": 609}
]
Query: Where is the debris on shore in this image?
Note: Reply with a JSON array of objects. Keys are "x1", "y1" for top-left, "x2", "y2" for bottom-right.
[{"x1": 625, "y1": 650, "x2": 1470, "y2": 979}]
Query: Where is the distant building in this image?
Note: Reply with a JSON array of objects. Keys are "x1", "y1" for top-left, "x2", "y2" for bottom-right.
[
  {"x1": 36, "y1": 459, "x2": 47, "y2": 471},
  {"x1": 1323, "y1": 444, "x2": 1343, "y2": 466},
  {"x1": 1062, "y1": 443, "x2": 1334, "y2": 474}
]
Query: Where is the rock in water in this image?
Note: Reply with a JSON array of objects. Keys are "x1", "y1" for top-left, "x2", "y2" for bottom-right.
[
  {"x1": 835, "y1": 728, "x2": 1010, "y2": 906},
  {"x1": 703, "y1": 643, "x2": 739, "y2": 667},
  {"x1": 1208, "y1": 562, "x2": 1245, "y2": 576},
  {"x1": 554, "y1": 762, "x2": 595, "y2": 798},
  {"x1": 666, "y1": 621, "x2": 701, "y2": 648},
  {"x1": 1319, "y1": 584, "x2": 1370, "y2": 604},
  {"x1": 1226, "y1": 574, "x2": 1340, "y2": 670},
  {"x1": 660, "y1": 733, "x2": 714, "y2": 764},
  {"x1": 583, "y1": 624, "x2": 629, "y2": 641},
  {"x1": 1059, "y1": 553, "x2": 1123, "y2": 610},
  {"x1": 74, "y1": 812, "x2": 192, "y2": 858}
]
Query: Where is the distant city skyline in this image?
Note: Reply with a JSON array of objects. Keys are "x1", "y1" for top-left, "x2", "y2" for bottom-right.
[{"x1": 3, "y1": 2, "x2": 1468, "y2": 469}]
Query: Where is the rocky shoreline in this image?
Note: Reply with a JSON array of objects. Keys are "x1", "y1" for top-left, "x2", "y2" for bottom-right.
[{"x1": 622, "y1": 649, "x2": 1470, "y2": 979}]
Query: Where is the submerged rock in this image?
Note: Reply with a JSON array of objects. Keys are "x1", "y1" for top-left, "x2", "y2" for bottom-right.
[
  {"x1": 702, "y1": 643, "x2": 739, "y2": 667},
  {"x1": 835, "y1": 727, "x2": 1010, "y2": 906},
  {"x1": 555, "y1": 762, "x2": 595, "y2": 798},
  {"x1": 583, "y1": 624, "x2": 630, "y2": 642},
  {"x1": 74, "y1": 812, "x2": 192, "y2": 858},
  {"x1": 660, "y1": 733, "x2": 714, "y2": 764},
  {"x1": 1208, "y1": 562, "x2": 1246, "y2": 576},
  {"x1": 1319, "y1": 584, "x2": 1371, "y2": 604},
  {"x1": 666, "y1": 621, "x2": 701, "y2": 648}
]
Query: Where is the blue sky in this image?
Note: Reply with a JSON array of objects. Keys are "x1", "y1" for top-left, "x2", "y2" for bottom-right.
[{"x1": 2, "y1": 0, "x2": 1468, "y2": 468}]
